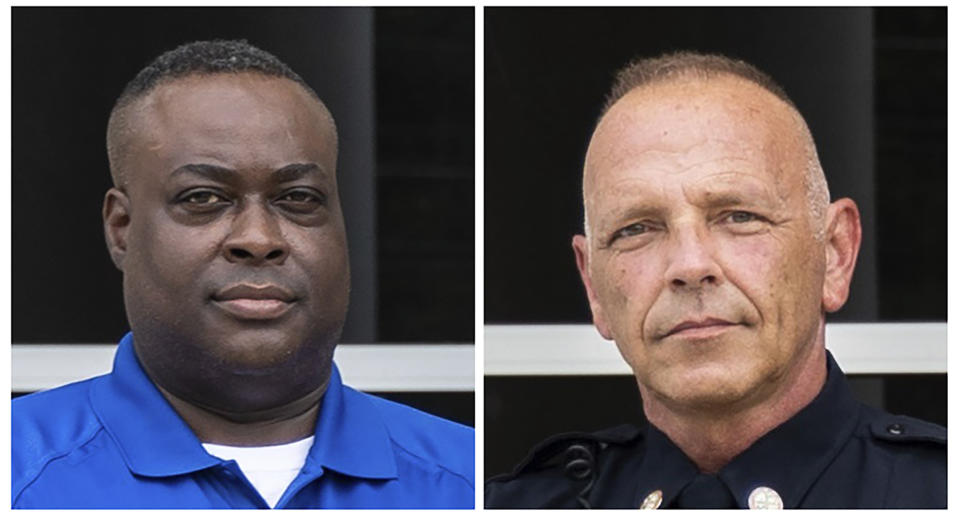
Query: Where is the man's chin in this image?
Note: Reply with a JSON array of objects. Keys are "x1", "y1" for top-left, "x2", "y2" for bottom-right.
[
  {"x1": 195, "y1": 328, "x2": 313, "y2": 373},
  {"x1": 642, "y1": 363, "x2": 764, "y2": 413}
]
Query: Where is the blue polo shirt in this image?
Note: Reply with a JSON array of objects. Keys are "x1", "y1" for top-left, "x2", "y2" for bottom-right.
[{"x1": 13, "y1": 333, "x2": 475, "y2": 509}]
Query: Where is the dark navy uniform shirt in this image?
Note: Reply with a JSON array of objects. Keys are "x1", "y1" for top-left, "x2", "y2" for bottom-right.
[
  {"x1": 486, "y1": 352, "x2": 945, "y2": 509},
  {"x1": 13, "y1": 333, "x2": 475, "y2": 509}
]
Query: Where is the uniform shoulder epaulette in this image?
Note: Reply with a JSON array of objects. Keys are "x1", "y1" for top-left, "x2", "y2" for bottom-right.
[
  {"x1": 867, "y1": 413, "x2": 946, "y2": 446},
  {"x1": 487, "y1": 424, "x2": 644, "y2": 483}
]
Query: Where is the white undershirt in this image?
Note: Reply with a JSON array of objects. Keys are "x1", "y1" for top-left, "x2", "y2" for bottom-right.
[{"x1": 202, "y1": 436, "x2": 315, "y2": 508}]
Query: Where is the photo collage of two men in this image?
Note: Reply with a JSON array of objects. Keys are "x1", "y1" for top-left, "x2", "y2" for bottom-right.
[{"x1": 11, "y1": 6, "x2": 946, "y2": 509}]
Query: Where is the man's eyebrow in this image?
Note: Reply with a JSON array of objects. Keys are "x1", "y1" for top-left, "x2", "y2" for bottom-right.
[
  {"x1": 699, "y1": 192, "x2": 750, "y2": 206},
  {"x1": 170, "y1": 163, "x2": 237, "y2": 182},
  {"x1": 602, "y1": 204, "x2": 663, "y2": 226},
  {"x1": 168, "y1": 163, "x2": 328, "y2": 183},
  {"x1": 690, "y1": 186, "x2": 783, "y2": 211},
  {"x1": 273, "y1": 162, "x2": 326, "y2": 182}
]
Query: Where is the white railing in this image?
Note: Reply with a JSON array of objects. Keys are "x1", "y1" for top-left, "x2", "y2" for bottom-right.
[
  {"x1": 13, "y1": 344, "x2": 475, "y2": 393},
  {"x1": 12, "y1": 322, "x2": 947, "y2": 393},
  {"x1": 484, "y1": 323, "x2": 946, "y2": 375}
]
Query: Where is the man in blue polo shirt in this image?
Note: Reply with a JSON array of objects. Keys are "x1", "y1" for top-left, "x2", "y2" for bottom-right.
[{"x1": 12, "y1": 40, "x2": 474, "y2": 509}]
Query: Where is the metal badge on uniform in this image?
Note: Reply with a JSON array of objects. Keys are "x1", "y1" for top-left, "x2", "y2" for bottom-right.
[
  {"x1": 747, "y1": 486, "x2": 783, "y2": 509},
  {"x1": 639, "y1": 490, "x2": 663, "y2": 509}
]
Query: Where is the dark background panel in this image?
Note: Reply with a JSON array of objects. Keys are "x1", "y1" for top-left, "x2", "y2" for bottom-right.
[
  {"x1": 375, "y1": 8, "x2": 475, "y2": 342},
  {"x1": 12, "y1": 6, "x2": 474, "y2": 345},
  {"x1": 484, "y1": 6, "x2": 945, "y2": 324},
  {"x1": 873, "y1": 8, "x2": 946, "y2": 319}
]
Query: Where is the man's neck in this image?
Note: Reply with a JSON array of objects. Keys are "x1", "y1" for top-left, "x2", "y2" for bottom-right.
[
  {"x1": 156, "y1": 381, "x2": 327, "y2": 447},
  {"x1": 641, "y1": 342, "x2": 827, "y2": 474}
]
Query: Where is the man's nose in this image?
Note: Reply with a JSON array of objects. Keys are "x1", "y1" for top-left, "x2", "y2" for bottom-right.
[
  {"x1": 663, "y1": 225, "x2": 722, "y2": 289},
  {"x1": 222, "y1": 202, "x2": 289, "y2": 265}
]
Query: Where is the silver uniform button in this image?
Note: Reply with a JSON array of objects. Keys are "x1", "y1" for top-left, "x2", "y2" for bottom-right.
[
  {"x1": 639, "y1": 489, "x2": 663, "y2": 509},
  {"x1": 748, "y1": 486, "x2": 783, "y2": 509}
]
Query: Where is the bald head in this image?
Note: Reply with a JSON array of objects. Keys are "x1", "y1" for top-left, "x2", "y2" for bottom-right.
[{"x1": 583, "y1": 53, "x2": 829, "y2": 244}]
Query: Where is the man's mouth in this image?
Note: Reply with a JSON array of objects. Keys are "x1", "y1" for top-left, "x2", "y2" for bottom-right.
[
  {"x1": 211, "y1": 284, "x2": 297, "y2": 320},
  {"x1": 663, "y1": 318, "x2": 738, "y2": 339}
]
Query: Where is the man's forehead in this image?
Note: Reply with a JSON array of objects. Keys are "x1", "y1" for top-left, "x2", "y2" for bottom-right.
[
  {"x1": 601, "y1": 74, "x2": 792, "y2": 126},
  {"x1": 584, "y1": 76, "x2": 805, "y2": 195},
  {"x1": 110, "y1": 72, "x2": 339, "y2": 194},
  {"x1": 589, "y1": 170, "x2": 788, "y2": 222},
  {"x1": 138, "y1": 73, "x2": 331, "y2": 127}
]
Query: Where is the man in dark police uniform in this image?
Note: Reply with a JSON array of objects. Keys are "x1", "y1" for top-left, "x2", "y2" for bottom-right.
[
  {"x1": 485, "y1": 52, "x2": 945, "y2": 509},
  {"x1": 13, "y1": 40, "x2": 473, "y2": 509}
]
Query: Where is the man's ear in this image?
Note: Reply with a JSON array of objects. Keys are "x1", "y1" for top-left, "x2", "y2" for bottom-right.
[
  {"x1": 821, "y1": 198, "x2": 862, "y2": 312},
  {"x1": 572, "y1": 235, "x2": 613, "y2": 340},
  {"x1": 103, "y1": 188, "x2": 132, "y2": 271}
]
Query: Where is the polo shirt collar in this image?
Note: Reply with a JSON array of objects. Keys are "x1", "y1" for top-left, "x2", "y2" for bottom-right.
[
  {"x1": 90, "y1": 333, "x2": 220, "y2": 477},
  {"x1": 91, "y1": 333, "x2": 398, "y2": 481},
  {"x1": 303, "y1": 364, "x2": 398, "y2": 480},
  {"x1": 633, "y1": 351, "x2": 860, "y2": 508}
]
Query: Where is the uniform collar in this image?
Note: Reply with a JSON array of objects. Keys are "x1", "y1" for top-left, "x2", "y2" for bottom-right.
[
  {"x1": 632, "y1": 422, "x2": 701, "y2": 508},
  {"x1": 633, "y1": 351, "x2": 860, "y2": 509},
  {"x1": 91, "y1": 332, "x2": 398, "y2": 481}
]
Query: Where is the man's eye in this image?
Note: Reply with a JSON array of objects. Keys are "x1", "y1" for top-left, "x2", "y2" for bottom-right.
[
  {"x1": 726, "y1": 211, "x2": 759, "y2": 224},
  {"x1": 279, "y1": 191, "x2": 320, "y2": 203},
  {"x1": 276, "y1": 189, "x2": 325, "y2": 211},
  {"x1": 611, "y1": 222, "x2": 650, "y2": 242},
  {"x1": 181, "y1": 191, "x2": 228, "y2": 206}
]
